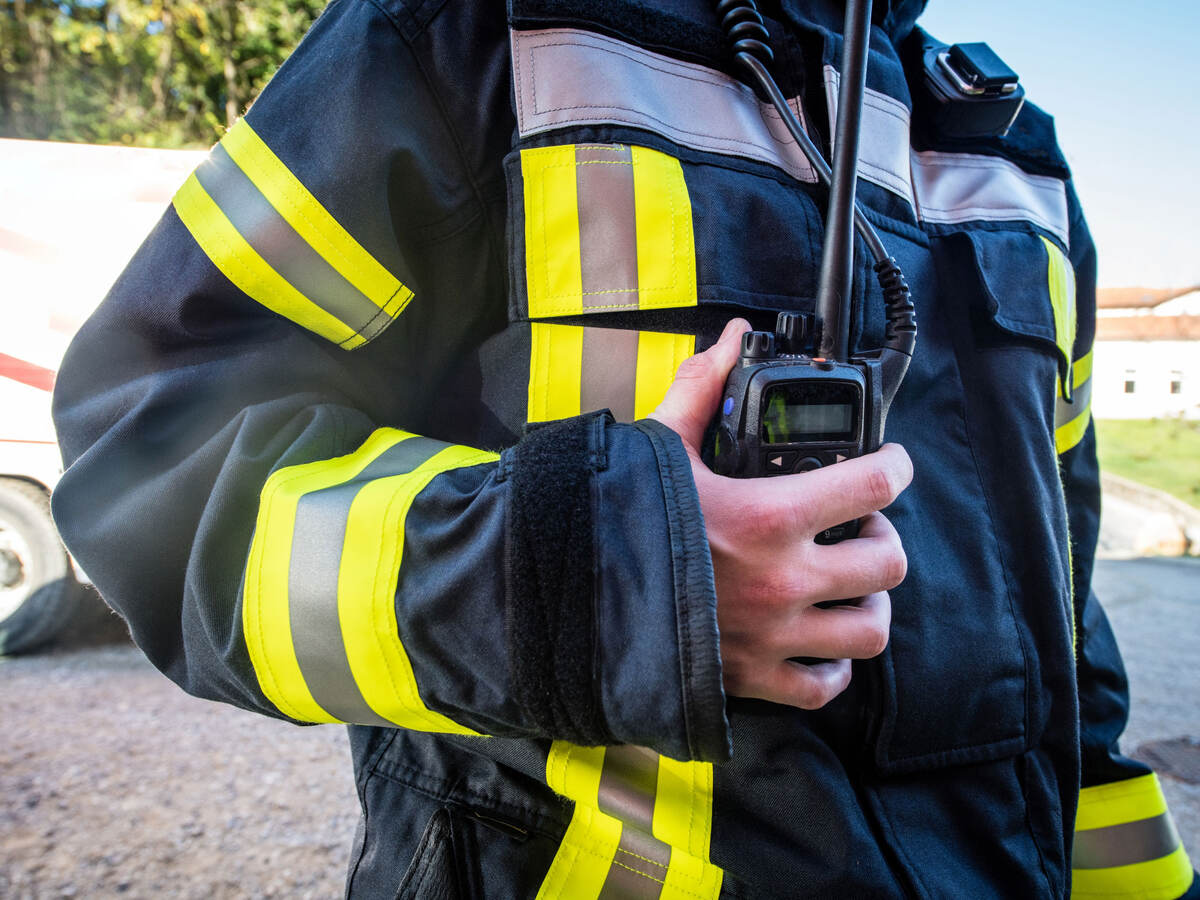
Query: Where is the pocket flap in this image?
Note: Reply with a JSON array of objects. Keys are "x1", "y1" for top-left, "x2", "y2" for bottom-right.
[{"x1": 964, "y1": 230, "x2": 1075, "y2": 397}]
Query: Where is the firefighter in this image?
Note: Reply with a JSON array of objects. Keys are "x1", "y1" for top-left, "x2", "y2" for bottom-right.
[{"x1": 51, "y1": 0, "x2": 1196, "y2": 896}]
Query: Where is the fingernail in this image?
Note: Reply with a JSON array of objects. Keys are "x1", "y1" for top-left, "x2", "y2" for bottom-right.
[{"x1": 721, "y1": 318, "x2": 746, "y2": 344}]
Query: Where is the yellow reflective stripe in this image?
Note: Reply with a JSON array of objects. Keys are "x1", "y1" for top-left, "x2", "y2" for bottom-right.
[
  {"x1": 523, "y1": 145, "x2": 585, "y2": 317},
  {"x1": 631, "y1": 146, "x2": 698, "y2": 311},
  {"x1": 221, "y1": 118, "x2": 405, "y2": 311},
  {"x1": 634, "y1": 331, "x2": 696, "y2": 420},
  {"x1": 538, "y1": 803, "x2": 623, "y2": 900},
  {"x1": 540, "y1": 744, "x2": 723, "y2": 899},
  {"x1": 1074, "y1": 346, "x2": 1094, "y2": 385},
  {"x1": 1071, "y1": 845, "x2": 1193, "y2": 900},
  {"x1": 652, "y1": 756, "x2": 713, "y2": 860},
  {"x1": 1076, "y1": 774, "x2": 1169, "y2": 832},
  {"x1": 539, "y1": 743, "x2": 615, "y2": 899},
  {"x1": 547, "y1": 741, "x2": 608, "y2": 800},
  {"x1": 337, "y1": 443, "x2": 496, "y2": 733},
  {"x1": 1056, "y1": 346, "x2": 1094, "y2": 455},
  {"x1": 529, "y1": 322, "x2": 584, "y2": 422},
  {"x1": 243, "y1": 429, "x2": 414, "y2": 721},
  {"x1": 655, "y1": 757, "x2": 723, "y2": 899},
  {"x1": 173, "y1": 173, "x2": 363, "y2": 349},
  {"x1": 1042, "y1": 235, "x2": 1077, "y2": 396}
]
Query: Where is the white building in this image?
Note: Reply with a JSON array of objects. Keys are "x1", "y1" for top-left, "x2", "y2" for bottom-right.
[{"x1": 1092, "y1": 287, "x2": 1200, "y2": 420}]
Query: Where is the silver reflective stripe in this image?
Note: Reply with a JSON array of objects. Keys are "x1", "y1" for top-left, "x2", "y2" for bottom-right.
[
  {"x1": 511, "y1": 27, "x2": 816, "y2": 183},
  {"x1": 600, "y1": 825, "x2": 670, "y2": 898},
  {"x1": 194, "y1": 145, "x2": 389, "y2": 340},
  {"x1": 581, "y1": 327, "x2": 639, "y2": 423},
  {"x1": 1056, "y1": 370, "x2": 1092, "y2": 431},
  {"x1": 597, "y1": 744, "x2": 659, "y2": 830},
  {"x1": 823, "y1": 65, "x2": 1070, "y2": 246},
  {"x1": 576, "y1": 144, "x2": 639, "y2": 309},
  {"x1": 912, "y1": 150, "x2": 1069, "y2": 246},
  {"x1": 823, "y1": 66, "x2": 915, "y2": 206},
  {"x1": 287, "y1": 436, "x2": 448, "y2": 724},
  {"x1": 1073, "y1": 813, "x2": 1181, "y2": 870},
  {"x1": 597, "y1": 745, "x2": 671, "y2": 899}
]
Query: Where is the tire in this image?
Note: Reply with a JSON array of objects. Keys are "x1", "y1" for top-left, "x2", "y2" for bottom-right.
[{"x1": 0, "y1": 478, "x2": 86, "y2": 655}]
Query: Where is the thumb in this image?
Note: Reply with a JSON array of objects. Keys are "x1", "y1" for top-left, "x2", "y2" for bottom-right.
[{"x1": 649, "y1": 318, "x2": 749, "y2": 450}]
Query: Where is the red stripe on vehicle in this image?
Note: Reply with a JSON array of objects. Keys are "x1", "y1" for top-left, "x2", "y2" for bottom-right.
[{"x1": 0, "y1": 352, "x2": 57, "y2": 392}]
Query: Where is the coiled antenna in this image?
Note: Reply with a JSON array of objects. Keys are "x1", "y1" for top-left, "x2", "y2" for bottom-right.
[{"x1": 715, "y1": 0, "x2": 916, "y2": 359}]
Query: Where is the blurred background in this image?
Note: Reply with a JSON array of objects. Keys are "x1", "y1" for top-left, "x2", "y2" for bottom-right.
[{"x1": 1, "y1": 1, "x2": 1196, "y2": 897}]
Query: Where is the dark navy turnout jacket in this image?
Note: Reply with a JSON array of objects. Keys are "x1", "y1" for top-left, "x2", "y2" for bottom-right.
[{"x1": 51, "y1": 0, "x2": 1196, "y2": 896}]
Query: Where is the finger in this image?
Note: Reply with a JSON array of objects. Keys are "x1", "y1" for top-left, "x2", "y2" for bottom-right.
[
  {"x1": 752, "y1": 443, "x2": 913, "y2": 535},
  {"x1": 773, "y1": 591, "x2": 892, "y2": 660},
  {"x1": 756, "y1": 658, "x2": 853, "y2": 709},
  {"x1": 802, "y1": 513, "x2": 907, "y2": 601},
  {"x1": 648, "y1": 318, "x2": 749, "y2": 449}
]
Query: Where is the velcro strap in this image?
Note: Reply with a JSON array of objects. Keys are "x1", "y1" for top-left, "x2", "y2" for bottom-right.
[{"x1": 505, "y1": 411, "x2": 612, "y2": 745}]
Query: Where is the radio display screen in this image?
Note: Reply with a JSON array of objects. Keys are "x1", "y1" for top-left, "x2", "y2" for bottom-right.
[{"x1": 761, "y1": 382, "x2": 861, "y2": 444}]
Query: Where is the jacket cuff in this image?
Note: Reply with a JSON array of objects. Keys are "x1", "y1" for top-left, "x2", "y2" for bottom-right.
[
  {"x1": 634, "y1": 419, "x2": 731, "y2": 762},
  {"x1": 503, "y1": 412, "x2": 730, "y2": 761}
]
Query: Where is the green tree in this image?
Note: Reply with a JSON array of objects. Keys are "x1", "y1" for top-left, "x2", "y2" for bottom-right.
[{"x1": 0, "y1": 0, "x2": 326, "y2": 148}]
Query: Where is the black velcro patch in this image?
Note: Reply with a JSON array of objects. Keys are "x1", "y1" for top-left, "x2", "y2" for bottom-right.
[{"x1": 504, "y1": 411, "x2": 613, "y2": 746}]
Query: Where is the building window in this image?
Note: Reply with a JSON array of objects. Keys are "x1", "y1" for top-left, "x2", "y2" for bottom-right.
[
  {"x1": 1124, "y1": 380, "x2": 1136, "y2": 394},
  {"x1": 1170, "y1": 371, "x2": 1183, "y2": 394}
]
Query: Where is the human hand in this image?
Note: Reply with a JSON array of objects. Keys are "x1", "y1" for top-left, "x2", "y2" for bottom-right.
[{"x1": 649, "y1": 319, "x2": 912, "y2": 709}]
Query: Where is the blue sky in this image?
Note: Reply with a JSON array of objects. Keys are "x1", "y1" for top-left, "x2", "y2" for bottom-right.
[{"x1": 920, "y1": 0, "x2": 1200, "y2": 289}]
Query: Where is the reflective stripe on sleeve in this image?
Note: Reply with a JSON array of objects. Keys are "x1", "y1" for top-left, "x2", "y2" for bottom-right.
[
  {"x1": 1056, "y1": 348, "x2": 1093, "y2": 455},
  {"x1": 174, "y1": 118, "x2": 412, "y2": 347},
  {"x1": 1042, "y1": 236, "x2": 1077, "y2": 399},
  {"x1": 242, "y1": 428, "x2": 496, "y2": 731},
  {"x1": 538, "y1": 742, "x2": 724, "y2": 899},
  {"x1": 1072, "y1": 773, "x2": 1195, "y2": 900},
  {"x1": 528, "y1": 323, "x2": 695, "y2": 424},
  {"x1": 521, "y1": 144, "x2": 697, "y2": 318}
]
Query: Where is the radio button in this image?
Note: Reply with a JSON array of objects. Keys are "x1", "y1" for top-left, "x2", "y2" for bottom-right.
[
  {"x1": 763, "y1": 451, "x2": 798, "y2": 473},
  {"x1": 794, "y1": 456, "x2": 823, "y2": 473}
]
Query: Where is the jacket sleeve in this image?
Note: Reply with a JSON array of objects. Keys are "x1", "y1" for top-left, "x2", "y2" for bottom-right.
[
  {"x1": 1057, "y1": 185, "x2": 1195, "y2": 898},
  {"x1": 50, "y1": 0, "x2": 729, "y2": 764}
]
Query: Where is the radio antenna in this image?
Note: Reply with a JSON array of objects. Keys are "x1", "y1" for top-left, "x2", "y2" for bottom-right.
[{"x1": 815, "y1": 0, "x2": 873, "y2": 363}]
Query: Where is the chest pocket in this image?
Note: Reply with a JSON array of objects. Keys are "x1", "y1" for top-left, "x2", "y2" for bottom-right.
[
  {"x1": 505, "y1": 138, "x2": 826, "y2": 428},
  {"x1": 874, "y1": 225, "x2": 1078, "y2": 772}
]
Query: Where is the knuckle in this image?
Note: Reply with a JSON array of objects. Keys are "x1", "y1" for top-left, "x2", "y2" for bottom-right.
[
  {"x1": 882, "y1": 544, "x2": 908, "y2": 590},
  {"x1": 863, "y1": 465, "x2": 898, "y2": 510},
  {"x1": 674, "y1": 352, "x2": 714, "y2": 383},
  {"x1": 857, "y1": 620, "x2": 890, "y2": 659}
]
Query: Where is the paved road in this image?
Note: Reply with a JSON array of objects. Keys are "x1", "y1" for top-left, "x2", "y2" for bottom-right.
[
  {"x1": 0, "y1": 558, "x2": 1195, "y2": 897},
  {"x1": 1094, "y1": 557, "x2": 1200, "y2": 860}
]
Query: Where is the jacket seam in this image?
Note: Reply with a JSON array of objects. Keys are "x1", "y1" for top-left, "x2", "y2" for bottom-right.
[{"x1": 402, "y1": 23, "x2": 507, "y2": 303}]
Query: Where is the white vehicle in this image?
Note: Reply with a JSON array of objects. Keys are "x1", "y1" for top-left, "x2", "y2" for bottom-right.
[{"x1": 0, "y1": 138, "x2": 205, "y2": 653}]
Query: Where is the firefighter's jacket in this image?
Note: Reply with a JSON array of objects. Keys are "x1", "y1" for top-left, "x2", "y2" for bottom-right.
[{"x1": 51, "y1": 0, "x2": 1196, "y2": 896}]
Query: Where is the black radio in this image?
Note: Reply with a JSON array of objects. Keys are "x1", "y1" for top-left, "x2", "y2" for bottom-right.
[
  {"x1": 710, "y1": 0, "x2": 918, "y2": 543},
  {"x1": 709, "y1": 308, "x2": 911, "y2": 543}
]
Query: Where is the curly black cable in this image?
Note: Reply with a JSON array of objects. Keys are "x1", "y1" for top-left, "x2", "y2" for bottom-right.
[{"x1": 715, "y1": 0, "x2": 916, "y2": 356}]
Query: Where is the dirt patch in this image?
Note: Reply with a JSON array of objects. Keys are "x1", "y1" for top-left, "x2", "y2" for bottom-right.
[{"x1": 0, "y1": 638, "x2": 360, "y2": 898}]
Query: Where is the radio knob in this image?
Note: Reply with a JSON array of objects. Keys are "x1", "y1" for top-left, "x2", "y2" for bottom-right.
[{"x1": 742, "y1": 331, "x2": 775, "y2": 359}]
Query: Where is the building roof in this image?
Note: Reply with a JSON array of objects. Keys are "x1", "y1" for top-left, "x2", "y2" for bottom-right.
[{"x1": 1098, "y1": 286, "x2": 1200, "y2": 309}]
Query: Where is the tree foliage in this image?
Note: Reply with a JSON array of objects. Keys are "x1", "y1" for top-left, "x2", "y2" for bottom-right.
[{"x1": 0, "y1": 0, "x2": 326, "y2": 148}]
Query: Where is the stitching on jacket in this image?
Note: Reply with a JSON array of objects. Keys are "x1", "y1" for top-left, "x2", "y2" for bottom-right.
[
  {"x1": 612, "y1": 847, "x2": 668, "y2": 871},
  {"x1": 527, "y1": 154, "x2": 689, "y2": 314}
]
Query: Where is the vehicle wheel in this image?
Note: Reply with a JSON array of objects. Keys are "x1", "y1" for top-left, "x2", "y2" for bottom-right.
[{"x1": 0, "y1": 478, "x2": 86, "y2": 655}]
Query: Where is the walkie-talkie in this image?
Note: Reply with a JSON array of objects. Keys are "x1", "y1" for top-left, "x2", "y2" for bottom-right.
[{"x1": 708, "y1": 0, "x2": 917, "y2": 544}]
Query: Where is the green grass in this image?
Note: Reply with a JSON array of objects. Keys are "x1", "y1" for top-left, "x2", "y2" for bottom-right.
[{"x1": 1095, "y1": 418, "x2": 1200, "y2": 509}]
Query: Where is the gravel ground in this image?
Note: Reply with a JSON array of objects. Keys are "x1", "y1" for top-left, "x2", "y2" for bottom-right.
[
  {"x1": 0, "y1": 610, "x2": 359, "y2": 899},
  {"x1": 0, "y1": 559, "x2": 1195, "y2": 898}
]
